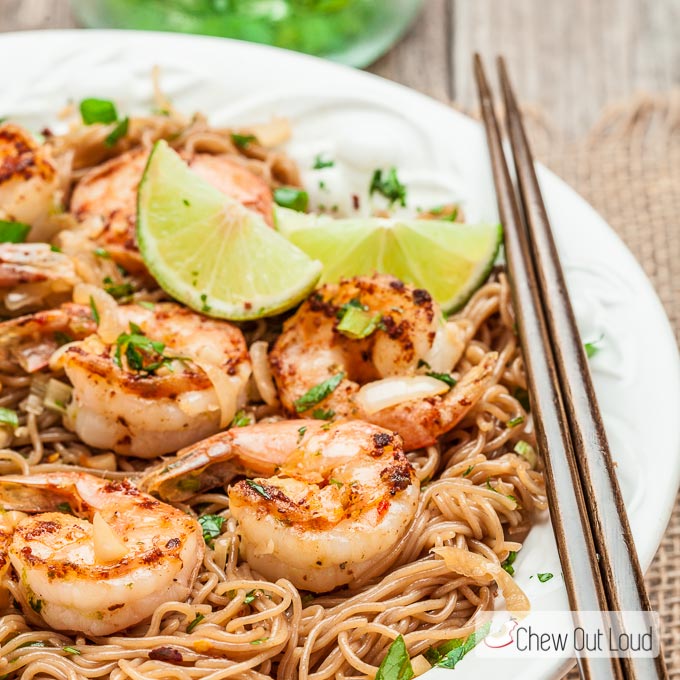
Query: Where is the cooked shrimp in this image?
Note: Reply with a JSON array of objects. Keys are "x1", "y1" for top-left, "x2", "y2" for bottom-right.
[
  {"x1": 0, "y1": 302, "x2": 96, "y2": 373},
  {"x1": 0, "y1": 471, "x2": 203, "y2": 636},
  {"x1": 70, "y1": 146, "x2": 275, "y2": 273},
  {"x1": 0, "y1": 123, "x2": 67, "y2": 242},
  {"x1": 53, "y1": 300, "x2": 251, "y2": 457},
  {"x1": 141, "y1": 419, "x2": 419, "y2": 592},
  {"x1": 270, "y1": 274, "x2": 498, "y2": 450},
  {"x1": 0, "y1": 243, "x2": 79, "y2": 312}
]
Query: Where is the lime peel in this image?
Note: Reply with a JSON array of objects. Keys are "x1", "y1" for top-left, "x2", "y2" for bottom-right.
[
  {"x1": 276, "y1": 208, "x2": 502, "y2": 313},
  {"x1": 137, "y1": 141, "x2": 322, "y2": 320}
]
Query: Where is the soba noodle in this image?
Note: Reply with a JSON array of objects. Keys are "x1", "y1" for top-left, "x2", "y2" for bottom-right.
[{"x1": 0, "y1": 107, "x2": 546, "y2": 680}]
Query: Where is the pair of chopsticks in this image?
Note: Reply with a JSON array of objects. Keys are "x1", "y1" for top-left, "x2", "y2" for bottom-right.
[{"x1": 473, "y1": 55, "x2": 667, "y2": 680}]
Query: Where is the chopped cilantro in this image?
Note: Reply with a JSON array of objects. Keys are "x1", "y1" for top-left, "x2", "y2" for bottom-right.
[
  {"x1": 231, "y1": 133, "x2": 257, "y2": 148},
  {"x1": 54, "y1": 331, "x2": 73, "y2": 346},
  {"x1": 0, "y1": 220, "x2": 31, "y2": 243},
  {"x1": 294, "y1": 372, "x2": 344, "y2": 413},
  {"x1": 424, "y1": 622, "x2": 491, "y2": 668},
  {"x1": 89, "y1": 296, "x2": 100, "y2": 324},
  {"x1": 312, "y1": 154, "x2": 334, "y2": 170},
  {"x1": 462, "y1": 465, "x2": 474, "y2": 477},
  {"x1": 426, "y1": 371, "x2": 457, "y2": 388},
  {"x1": 513, "y1": 387, "x2": 531, "y2": 412},
  {"x1": 245, "y1": 479, "x2": 272, "y2": 500},
  {"x1": 369, "y1": 167, "x2": 407, "y2": 207},
  {"x1": 200, "y1": 294, "x2": 211, "y2": 313},
  {"x1": 80, "y1": 98, "x2": 118, "y2": 125},
  {"x1": 297, "y1": 425, "x2": 307, "y2": 442},
  {"x1": 186, "y1": 613, "x2": 204, "y2": 633},
  {"x1": 376, "y1": 634, "x2": 413, "y2": 680},
  {"x1": 198, "y1": 514, "x2": 225, "y2": 546},
  {"x1": 312, "y1": 407, "x2": 335, "y2": 420},
  {"x1": 104, "y1": 116, "x2": 129, "y2": 147},
  {"x1": 113, "y1": 322, "x2": 175, "y2": 374},
  {"x1": 103, "y1": 276, "x2": 134, "y2": 300},
  {"x1": 537, "y1": 572, "x2": 554, "y2": 582}
]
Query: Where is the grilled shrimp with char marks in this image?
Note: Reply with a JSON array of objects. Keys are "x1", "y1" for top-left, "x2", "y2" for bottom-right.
[
  {"x1": 141, "y1": 419, "x2": 419, "y2": 593},
  {"x1": 0, "y1": 301, "x2": 96, "y2": 372},
  {"x1": 0, "y1": 123, "x2": 68, "y2": 243},
  {"x1": 52, "y1": 300, "x2": 251, "y2": 457},
  {"x1": 70, "y1": 146, "x2": 275, "y2": 274},
  {"x1": 0, "y1": 471, "x2": 203, "y2": 636},
  {"x1": 270, "y1": 274, "x2": 498, "y2": 450}
]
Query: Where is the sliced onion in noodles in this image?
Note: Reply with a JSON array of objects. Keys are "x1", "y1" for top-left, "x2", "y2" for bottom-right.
[
  {"x1": 244, "y1": 117, "x2": 291, "y2": 147},
  {"x1": 432, "y1": 546, "x2": 530, "y2": 617},
  {"x1": 250, "y1": 341, "x2": 279, "y2": 407},
  {"x1": 73, "y1": 283, "x2": 123, "y2": 343},
  {"x1": 356, "y1": 376, "x2": 449, "y2": 415}
]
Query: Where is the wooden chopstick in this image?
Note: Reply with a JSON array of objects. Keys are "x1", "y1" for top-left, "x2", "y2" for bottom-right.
[
  {"x1": 473, "y1": 55, "x2": 622, "y2": 680},
  {"x1": 495, "y1": 56, "x2": 668, "y2": 680}
]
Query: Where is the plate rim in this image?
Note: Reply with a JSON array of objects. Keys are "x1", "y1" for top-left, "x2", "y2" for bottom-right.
[{"x1": 1, "y1": 27, "x2": 678, "y2": 680}]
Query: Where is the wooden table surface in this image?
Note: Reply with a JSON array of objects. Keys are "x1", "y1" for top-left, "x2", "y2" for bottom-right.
[{"x1": 1, "y1": 0, "x2": 678, "y2": 138}]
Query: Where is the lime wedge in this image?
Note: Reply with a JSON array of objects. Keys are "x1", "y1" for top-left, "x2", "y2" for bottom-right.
[
  {"x1": 137, "y1": 141, "x2": 322, "y2": 320},
  {"x1": 276, "y1": 208, "x2": 502, "y2": 313}
]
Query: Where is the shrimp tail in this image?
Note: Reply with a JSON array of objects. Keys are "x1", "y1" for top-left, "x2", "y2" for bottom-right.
[
  {"x1": 371, "y1": 351, "x2": 499, "y2": 449},
  {"x1": 140, "y1": 432, "x2": 240, "y2": 502}
]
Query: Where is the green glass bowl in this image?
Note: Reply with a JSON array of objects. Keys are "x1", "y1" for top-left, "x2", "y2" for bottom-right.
[{"x1": 70, "y1": 0, "x2": 424, "y2": 68}]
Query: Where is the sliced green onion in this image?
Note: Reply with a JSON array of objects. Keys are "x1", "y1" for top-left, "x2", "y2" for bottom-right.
[
  {"x1": 274, "y1": 187, "x2": 309, "y2": 212},
  {"x1": 44, "y1": 379, "x2": 73, "y2": 414},
  {"x1": 506, "y1": 415, "x2": 524, "y2": 428},
  {"x1": 231, "y1": 409, "x2": 251, "y2": 427},
  {"x1": 80, "y1": 98, "x2": 118, "y2": 125},
  {"x1": 0, "y1": 220, "x2": 31, "y2": 243},
  {"x1": 336, "y1": 306, "x2": 381, "y2": 340},
  {"x1": 0, "y1": 407, "x2": 19, "y2": 429},
  {"x1": 514, "y1": 439, "x2": 537, "y2": 467},
  {"x1": 312, "y1": 407, "x2": 335, "y2": 420},
  {"x1": 501, "y1": 550, "x2": 517, "y2": 576},
  {"x1": 537, "y1": 572, "x2": 554, "y2": 583}
]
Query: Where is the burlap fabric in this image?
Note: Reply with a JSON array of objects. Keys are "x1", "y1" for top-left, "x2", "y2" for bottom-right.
[{"x1": 525, "y1": 92, "x2": 680, "y2": 677}]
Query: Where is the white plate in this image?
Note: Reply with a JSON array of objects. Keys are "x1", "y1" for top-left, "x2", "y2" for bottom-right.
[{"x1": 1, "y1": 29, "x2": 678, "y2": 680}]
